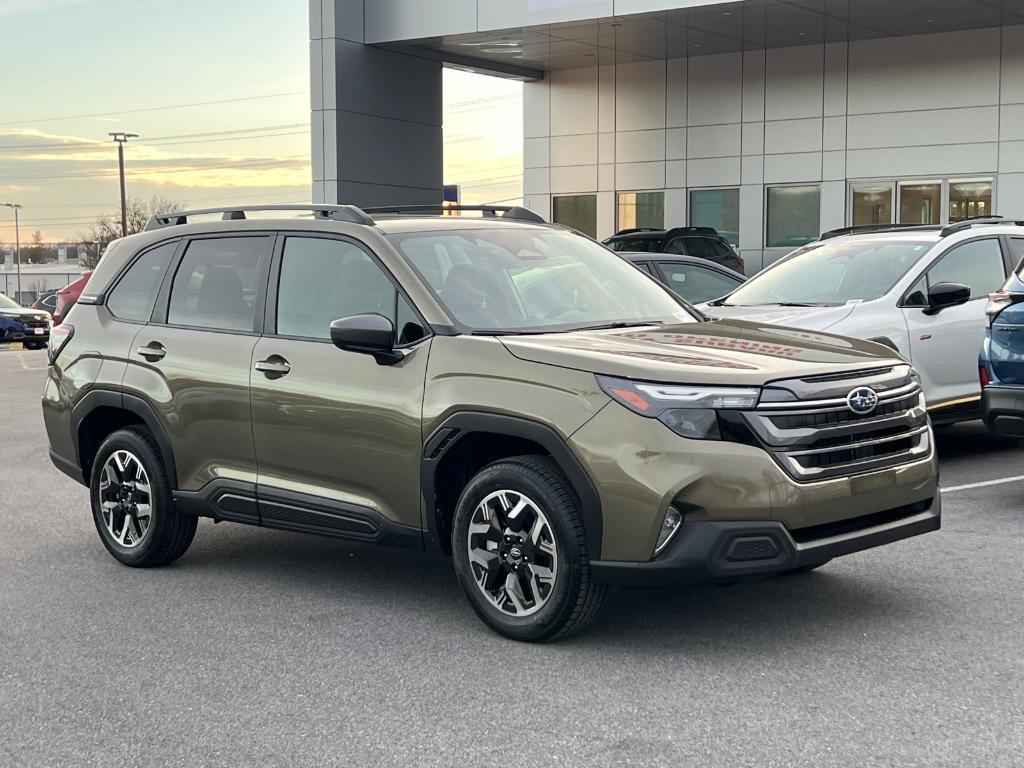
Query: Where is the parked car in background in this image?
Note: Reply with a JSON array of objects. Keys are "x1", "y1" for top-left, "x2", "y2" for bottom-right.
[
  {"x1": 980, "y1": 263, "x2": 1024, "y2": 436},
  {"x1": 621, "y1": 252, "x2": 745, "y2": 305},
  {"x1": 603, "y1": 226, "x2": 745, "y2": 274},
  {"x1": 700, "y1": 219, "x2": 1024, "y2": 424},
  {"x1": 0, "y1": 292, "x2": 51, "y2": 349},
  {"x1": 53, "y1": 271, "x2": 92, "y2": 325},
  {"x1": 31, "y1": 292, "x2": 58, "y2": 315}
]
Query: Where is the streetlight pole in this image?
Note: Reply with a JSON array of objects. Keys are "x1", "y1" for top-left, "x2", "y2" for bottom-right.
[
  {"x1": 2, "y1": 202, "x2": 21, "y2": 303},
  {"x1": 109, "y1": 132, "x2": 138, "y2": 237}
]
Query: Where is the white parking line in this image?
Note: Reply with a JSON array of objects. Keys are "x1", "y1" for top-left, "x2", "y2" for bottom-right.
[{"x1": 942, "y1": 475, "x2": 1024, "y2": 493}]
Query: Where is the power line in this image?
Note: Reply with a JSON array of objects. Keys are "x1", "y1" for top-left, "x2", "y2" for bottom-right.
[
  {"x1": 2, "y1": 155, "x2": 310, "y2": 181},
  {"x1": 0, "y1": 91, "x2": 307, "y2": 127},
  {"x1": 0, "y1": 123, "x2": 310, "y2": 152}
]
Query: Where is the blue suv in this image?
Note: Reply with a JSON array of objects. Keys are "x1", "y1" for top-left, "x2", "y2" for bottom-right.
[{"x1": 981, "y1": 263, "x2": 1024, "y2": 436}]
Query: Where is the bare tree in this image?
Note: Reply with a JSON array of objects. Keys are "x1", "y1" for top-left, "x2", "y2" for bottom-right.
[
  {"x1": 78, "y1": 196, "x2": 184, "y2": 267},
  {"x1": 26, "y1": 230, "x2": 46, "y2": 264}
]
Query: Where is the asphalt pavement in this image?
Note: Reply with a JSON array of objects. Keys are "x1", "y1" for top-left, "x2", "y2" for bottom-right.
[{"x1": 1, "y1": 347, "x2": 1022, "y2": 767}]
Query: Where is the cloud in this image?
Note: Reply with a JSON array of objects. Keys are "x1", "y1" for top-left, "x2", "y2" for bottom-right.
[{"x1": 0, "y1": 0, "x2": 89, "y2": 16}]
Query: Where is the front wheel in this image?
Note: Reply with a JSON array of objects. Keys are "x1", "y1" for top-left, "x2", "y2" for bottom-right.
[
  {"x1": 452, "y1": 455, "x2": 606, "y2": 642},
  {"x1": 89, "y1": 428, "x2": 196, "y2": 567}
]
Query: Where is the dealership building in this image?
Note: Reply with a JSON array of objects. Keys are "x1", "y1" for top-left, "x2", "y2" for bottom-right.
[{"x1": 310, "y1": 0, "x2": 1024, "y2": 272}]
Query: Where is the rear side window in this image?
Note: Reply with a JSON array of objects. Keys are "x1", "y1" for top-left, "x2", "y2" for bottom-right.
[
  {"x1": 657, "y1": 262, "x2": 741, "y2": 304},
  {"x1": 1009, "y1": 238, "x2": 1024, "y2": 275},
  {"x1": 106, "y1": 241, "x2": 176, "y2": 322},
  {"x1": 667, "y1": 236, "x2": 731, "y2": 261},
  {"x1": 167, "y1": 237, "x2": 270, "y2": 332}
]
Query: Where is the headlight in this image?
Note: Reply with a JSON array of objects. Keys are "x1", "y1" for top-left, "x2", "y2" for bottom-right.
[{"x1": 597, "y1": 375, "x2": 760, "y2": 440}]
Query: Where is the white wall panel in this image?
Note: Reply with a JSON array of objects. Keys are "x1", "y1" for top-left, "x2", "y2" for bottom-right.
[
  {"x1": 846, "y1": 107, "x2": 998, "y2": 149},
  {"x1": 1000, "y1": 104, "x2": 1024, "y2": 142},
  {"x1": 599, "y1": 65, "x2": 616, "y2": 133},
  {"x1": 823, "y1": 42, "x2": 848, "y2": 117},
  {"x1": 847, "y1": 144, "x2": 998, "y2": 178},
  {"x1": 615, "y1": 162, "x2": 665, "y2": 190},
  {"x1": 996, "y1": 173, "x2": 1024, "y2": 216},
  {"x1": 599, "y1": 163, "x2": 615, "y2": 191},
  {"x1": 687, "y1": 53, "x2": 742, "y2": 126},
  {"x1": 688, "y1": 123, "x2": 741, "y2": 159},
  {"x1": 667, "y1": 58, "x2": 687, "y2": 128},
  {"x1": 665, "y1": 187, "x2": 686, "y2": 226},
  {"x1": 524, "y1": 194, "x2": 551, "y2": 220},
  {"x1": 666, "y1": 160, "x2": 686, "y2": 189},
  {"x1": 550, "y1": 133, "x2": 598, "y2": 166},
  {"x1": 742, "y1": 50, "x2": 766, "y2": 122},
  {"x1": 742, "y1": 122, "x2": 764, "y2": 156},
  {"x1": 765, "y1": 45, "x2": 823, "y2": 121},
  {"x1": 616, "y1": 130, "x2": 666, "y2": 163},
  {"x1": 1001, "y1": 26, "x2": 1024, "y2": 105},
  {"x1": 365, "y1": 0, "x2": 475, "y2": 42},
  {"x1": 550, "y1": 67, "x2": 599, "y2": 136},
  {"x1": 597, "y1": 191, "x2": 616, "y2": 240},
  {"x1": 524, "y1": 137, "x2": 550, "y2": 168},
  {"x1": 616, "y1": 61, "x2": 667, "y2": 131},
  {"x1": 764, "y1": 118, "x2": 823, "y2": 155},
  {"x1": 524, "y1": 79, "x2": 550, "y2": 139},
  {"x1": 550, "y1": 164, "x2": 598, "y2": 193},
  {"x1": 822, "y1": 151, "x2": 846, "y2": 181},
  {"x1": 740, "y1": 184, "x2": 764, "y2": 254},
  {"x1": 741, "y1": 155, "x2": 763, "y2": 185},
  {"x1": 524, "y1": 167, "x2": 551, "y2": 194},
  {"x1": 763, "y1": 152, "x2": 821, "y2": 184},
  {"x1": 822, "y1": 116, "x2": 846, "y2": 151},
  {"x1": 687, "y1": 157, "x2": 741, "y2": 188},
  {"x1": 478, "y1": 0, "x2": 613, "y2": 31},
  {"x1": 666, "y1": 128, "x2": 686, "y2": 160},
  {"x1": 820, "y1": 181, "x2": 845, "y2": 234},
  {"x1": 598, "y1": 133, "x2": 615, "y2": 164},
  {"x1": 847, "y1": 28, "x2": 1000, "y2": 114}
]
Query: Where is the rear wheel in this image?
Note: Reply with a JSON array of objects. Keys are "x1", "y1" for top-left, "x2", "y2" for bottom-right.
[
  {"x1": 23, "y1": 340, "x2": 44, "y2": 350},
  {"x1": 89, "y1": 428, "x2": 196, "y2": 567},
  {"x1": 452, "y1": 455, "x2": 605, "y2": 642}
]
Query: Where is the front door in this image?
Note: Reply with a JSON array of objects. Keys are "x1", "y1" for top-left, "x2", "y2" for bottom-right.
[
  {"x1": 900, "y1": 237, "x2": 1008, "y2": 409},
  {"x1": 250, "y1": 234, "x2": 431, "y2": 542}
]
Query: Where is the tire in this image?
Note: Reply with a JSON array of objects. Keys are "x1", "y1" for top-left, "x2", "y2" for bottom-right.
[
  {"x1": 779, "y1": 559, "x2": 831, "y2": 576},
  {"x1": 451, "y1": 455, "x2": 606, "y2": 642},
  {"x1": 23, "y1": 341, "x2": 43, "y2": 350},
  {"x1": 89, "y1": 427, "x2": 196, "y2": 567}
]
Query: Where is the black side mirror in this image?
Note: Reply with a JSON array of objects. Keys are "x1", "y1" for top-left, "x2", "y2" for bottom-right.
[
  {"x1": 924, "y1": 282, "x2": 971, "y2": 315},
  {"x1": 329, "y1": 313, "x2": 403, "y2": 365}
]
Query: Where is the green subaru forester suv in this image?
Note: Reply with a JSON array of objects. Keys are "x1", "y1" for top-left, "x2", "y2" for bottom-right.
[{"x1": 43, "y1": 204, "x2": 940, "y2": 641}]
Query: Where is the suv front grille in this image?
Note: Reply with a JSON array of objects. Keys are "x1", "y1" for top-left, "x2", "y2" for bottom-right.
[{"x1": 743, "y1": 365, "x2": 931, "y2": 482}]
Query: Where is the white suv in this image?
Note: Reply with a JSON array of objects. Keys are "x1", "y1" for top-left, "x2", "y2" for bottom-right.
[{"x1": 700, "y1": 218, "x2": 1023, "y2": 424}]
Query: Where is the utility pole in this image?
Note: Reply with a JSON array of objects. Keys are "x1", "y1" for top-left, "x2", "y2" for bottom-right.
[
  {"x1": 109, "y1": 132, "x2": 138, "y2": 237},
  {"x1": 1, "y1": 202, "x2": 22, "y2": 303}
]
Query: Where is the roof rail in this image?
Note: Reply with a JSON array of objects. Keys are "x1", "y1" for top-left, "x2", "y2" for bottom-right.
[
  {"x1": 144, "y1": 204, "x2": 375, "y2": 231},
  {"x1": 939, "y1": 215, "x2": 1024, "y2": 237},
  {"x1": 361, "y1": 204, "x2": 545, "y2": 223},
  {"x1": 819, "y1": 223, "x2": 943, "y2": 240},
  {"x1": 665, "y1": 225, "x2": 720, "y2": 238},
  {"x1": 614, "y1": 227, "x2": 664, "y2": 236}
]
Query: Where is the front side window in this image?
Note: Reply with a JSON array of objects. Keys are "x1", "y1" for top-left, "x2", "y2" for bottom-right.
[
  {"x1": 552, "y1": 195, "x2": 597, "y2": 239},
  {"x1": 107, "y1": 241, "x2": 176, "y2": 322},
  {"x1": 690, "y1": 189, "x2": 739, "y2": 246},
  {"x1": 167, "y1": 237, "x2": 270, "y2": 332},
  {"x1": 388, "y1": 228, "x2": 695, "y2": 333},
  {"x1": 617, "y1": 191, "x2": 664, "y2": 232},
  {"x1": 723, "y1": 237, "x2": 935, "y2": 307},
  {"x1": 925, "y1": 238, "x2": 1006, "y2": 300},
  {"x1": 766, "y1": 186, "x2": 820, "y2": 248},
  {"x1": 658, "y1": 262, "x2": 742, "y2": 304}
]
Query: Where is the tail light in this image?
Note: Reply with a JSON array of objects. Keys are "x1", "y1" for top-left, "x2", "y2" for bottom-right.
[
  {"x1": 979, "y1": 365, "x2": 991, "y2": 388},
  {"x1": 986, "y1": 291, "x2": 1012, "y2": 327},
  {"x1": 48, "y1": 323, "x2": 74, "y2": 365}
]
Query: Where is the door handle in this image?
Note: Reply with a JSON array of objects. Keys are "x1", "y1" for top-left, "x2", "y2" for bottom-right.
[
  {"x1": 136, "y1": 343, "x2": 166, "y2": 361},
  {"x1": 255, "y1": 356, "x2": 291, "y2": 378}
]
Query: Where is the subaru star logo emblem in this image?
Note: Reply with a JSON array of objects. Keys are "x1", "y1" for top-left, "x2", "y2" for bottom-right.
[{"x1": 847, "y1": 386, "x2": 879, "y2": 415}]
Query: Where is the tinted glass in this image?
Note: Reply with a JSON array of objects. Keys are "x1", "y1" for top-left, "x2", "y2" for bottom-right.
[
  {"x1": 927, "y1": 239, "x2": 1006, "y2": 299},
  {"x1": 1009, "y1": 238, "x2": 1024, "y2": 275},
  {"x1": 389, "y1": 228, "x2": 695, "y2": 333},
  {"x1": 658, "y1": 262, "x2": 742, "y2": 304},
  {"x1": 725, "y1": 238, "x2": 934, "y2": 306},
  {"x1": 851, "y1": 183, "x2": 893, "y2": 226},
  {"x1": 168, "y1": 237, "x2": 269, "y2": 332},
  {"x1": 766, "y1": 186, "x2": 820, "y2": 248},
  {"x1": 614, "y1": 237, "x2": 663, "y2": 253},
  {"x1": 396, "y1": 294, "x2": 427, "y2": 345},
  {"x1": 617, "y1": 191, "x2": 664, "y2": 231},
  {"x1": 107, "y1": 241, "x2": 175, "y2": 321},
  {"x1": 277, "y1": 237, "x2": 396, "y2": 340},
  {"x1": 899, "y1": 182, "x2": 941, "y2": 225},
  {"x1": 949, "y1": 180, "x2": 993, "y2": 223},
  {"x1": 667, "y1": 236, "x2": 731, "y2": 262},
  {"x1": 552, "y1": 195, "x2": 597, "y2": 238},
  {"x1": 690, "y1": 189, "x2": 739, "y2": 245}
]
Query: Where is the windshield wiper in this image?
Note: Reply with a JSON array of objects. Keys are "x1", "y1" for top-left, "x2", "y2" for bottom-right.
[
  {"x1": 570, "y1": 320, "x2": 666, "y2": 332},
  {"x1": 736, "y1": 302, "x2": 839, "y2": 308}
]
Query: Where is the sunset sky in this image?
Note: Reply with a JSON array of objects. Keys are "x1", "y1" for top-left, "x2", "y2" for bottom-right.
[{"x1": 0, "y1": 0, "x2": 523, "y2": 244}]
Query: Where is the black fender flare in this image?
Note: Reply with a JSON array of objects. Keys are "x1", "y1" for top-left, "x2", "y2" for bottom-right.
[
  {"x1": 71, "y1": 389, "x2": 178, "y2": 488},
  {"x1": 421, "y1": 412, "x2": 603, "y2": 556}
]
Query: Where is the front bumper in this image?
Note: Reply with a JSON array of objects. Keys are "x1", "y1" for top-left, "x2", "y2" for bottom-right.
[
  {"x1": 0, "y1": 326, "x2": 49, "y2": 343},
  {"x1": 591, "y1": 493, "x2": 940, "y2": 586},
  {"x1": 981, "y1": 385, "x2": 1024, "y2": 437}
]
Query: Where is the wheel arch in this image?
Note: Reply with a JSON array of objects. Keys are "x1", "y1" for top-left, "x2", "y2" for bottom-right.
[
  {"x1": 72, "y1": 390, "x2": 178, "y2": 488},
  {"x1": 422, "y1": 412, "x2": 603, "y2": 557}
]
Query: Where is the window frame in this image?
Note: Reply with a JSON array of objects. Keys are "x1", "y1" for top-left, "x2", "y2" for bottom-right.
[
  {"x1": 765, "y1": 183, "x2": 822, "y2": 249},
  {"x1": 152, "y1": 232, "x2": 275, "y2": 336},
  {"x1": 265, "y1": 231, "x2": 431, "y2": 349},
  {"x1": 898, "y1": 235, "x2": 1008, "y2": 308},
  {"x1": 847, "y1": 176, "x2": 996, "y2": 227},
  {"x1": 99, "y1": 237, "x2": 181, "y2": 325}
]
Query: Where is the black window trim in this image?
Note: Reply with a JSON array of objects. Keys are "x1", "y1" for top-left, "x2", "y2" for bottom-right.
[
  {"x1": 898, "y1": 234, "x2": 1008, "y2": 308},
  {"x1": 151, "y1": 231, "x2": 275, "y2": 336},
  {"x1": 264, "y1": 230, "x2": 432, "y2": 349}
]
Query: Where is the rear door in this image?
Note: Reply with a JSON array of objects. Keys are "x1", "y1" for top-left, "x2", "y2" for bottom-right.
[
  {"x1": 249, "y1": 233, "x2": 430, "y2": 541},
  {"x1": 122, "y1": 234, "x2": 272, "y2": 504},
  {"x1": 900, "y1": 237, "x2": 1008, "y2": 408}
]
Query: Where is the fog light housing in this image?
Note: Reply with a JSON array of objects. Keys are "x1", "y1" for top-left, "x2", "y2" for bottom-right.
[{"x1": 654, "y1": 506, "x2": 683, "y2": 555}]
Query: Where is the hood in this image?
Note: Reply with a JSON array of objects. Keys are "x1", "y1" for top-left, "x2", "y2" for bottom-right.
[
  {"x1": 697, "y1": 302, "x2": 856, "y2": 331},
  {"x1": 499, "y1": 319, "x2": 900, "y2": 386},
  {"x1": 0, "y1": 307, "x2": 49, "y2": 322}
]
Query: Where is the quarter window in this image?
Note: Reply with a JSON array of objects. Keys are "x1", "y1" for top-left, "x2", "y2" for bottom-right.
[
  {"x1": 167, "y1": 237, "x2": 270, "y2": 332},
  {"x1": 107, "y1": 242, "x2": 176, "y2": 322}
]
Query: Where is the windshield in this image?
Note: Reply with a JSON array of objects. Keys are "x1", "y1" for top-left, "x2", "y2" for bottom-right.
[
  {"x1": 0, "y1": 294, "x2": 19, "y2": 309},
  {"x1": 388, "y1": 228, "x2": 696, "y2": 333},
  {"x1": 722, "y1": 238, "x2": 935, "y2": 306}
]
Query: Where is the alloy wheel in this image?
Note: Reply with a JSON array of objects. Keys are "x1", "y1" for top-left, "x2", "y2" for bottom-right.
[
  {"x1": 466, "y1": 489, "x2": 558, "y2": 617},
  {"x1": 98, "y1": 449, "x2": 153, "y2": 549}
]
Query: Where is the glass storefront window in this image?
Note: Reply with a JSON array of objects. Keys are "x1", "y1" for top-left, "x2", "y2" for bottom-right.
[
  {"x1": 766, "y1": 185, "x2": 820, "y2": 248},
  {"x1": 690, "y1": 188, "x2": 740, "y2": 245},
  {"x1": 899, "y1": 182, "x2": 941, "y2": 225},
  {"x1": 617, "y1": 191, "x2": 664, "y2": 232},
  {"x1": 949, "y1": 179, "x2": 993, "y2": 223},
  {"x1": 553, "y1": 194, "x2": 598, "y2": 239},
  {"x1": 851, "y1": 183, "x2": 893, "y2": 226}
]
